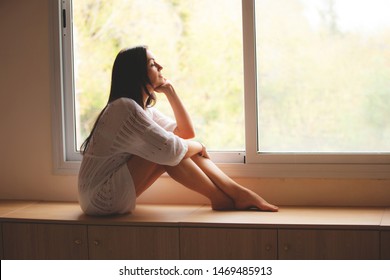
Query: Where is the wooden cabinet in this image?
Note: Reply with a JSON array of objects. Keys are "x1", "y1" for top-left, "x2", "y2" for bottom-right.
[
  {"x1": 180, "y1": 227, "x2": 277, "y2": 260},
  {"x1": 180, "y1": 227, "x2": 380, "y2": 260},
  {"x1": 2, "y1": 223, "x2": 179, "y2": 260},
  {"x1": 0, "y1": 223, "x2": 3, "y2": 259},
  {"x1": 0, "y1": 202, "x2": 388, "y2": 260},
  {"x1": 380, "y1": 230, "x2": 390, "y2": 259},
  {"x1": 1, "y1": 222, "x2": 384, "y2": 260},
  {"x1": 2, "y1": 222, "x2": 88, "y2": 260},
  {"x1": 278, "y1": 229, "x2": 380, "y2": 260},
  {"x1": 88, "y1": 225, "x2": 180, "y2": 260}
]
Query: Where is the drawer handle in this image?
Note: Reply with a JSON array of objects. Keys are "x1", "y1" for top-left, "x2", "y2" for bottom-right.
[
  {"x1": 74, "y1": 239, "x2": 82, "y2": 245},
  {"x1": 283, "y1": 245, "x2": 289, "y2": 251},
  {"x1": 93, "y1": 240, "x2": 100, "y2": 246},
  {"x1": 265, "y1": 245, "x2": 272, "y2": 251}
]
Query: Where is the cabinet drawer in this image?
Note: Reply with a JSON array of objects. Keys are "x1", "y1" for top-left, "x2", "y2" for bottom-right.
[
  {"x1": 278, "y1": 229, "x2": 379, "y2": 260},
  {"x1": 380, "y1": 230, "x2": 390, "y2": 259},
  {"x1": 88, "y1": 225, "x2": 179, "y2": 259},
  {"x1": 2, "y1": 222, "x2": 88, "y2": 260},
  {"x1": 0, "y1": 223, "x2": 3, "y2": 259},
  {"x1": 180, "y1": 227, "x2": 277, "y2": 260}
]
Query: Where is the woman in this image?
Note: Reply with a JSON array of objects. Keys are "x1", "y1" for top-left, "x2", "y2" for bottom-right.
[{"x1": 78, "y1": 46, "x2": 278, "y2": 216}]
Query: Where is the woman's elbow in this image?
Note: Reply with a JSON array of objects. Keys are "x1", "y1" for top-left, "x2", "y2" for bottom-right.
[
  {"x1": 175, "y1": 127, "x2": 195, "y2": 139},
  {"x1": 183, "y1": 130, "x2": 195, "y2": 139}
]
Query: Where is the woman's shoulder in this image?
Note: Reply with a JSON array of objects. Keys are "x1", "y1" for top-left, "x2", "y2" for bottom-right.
[
  {"x1": 112, "y1": 97, "x2": 138, "y2": 107},
  {"x1": 110, "y1": 97, "x2": 142, "y2": 113},
  {"x1": 106, "y1": 98, "x2": 155, "y2": 122}
]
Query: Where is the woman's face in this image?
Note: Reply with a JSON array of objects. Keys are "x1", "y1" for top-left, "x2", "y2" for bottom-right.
[{"x1": 146, "y1": 50, "x2": 165, "y2": 89}]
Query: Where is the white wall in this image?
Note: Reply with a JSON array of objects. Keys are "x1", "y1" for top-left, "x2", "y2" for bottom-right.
[
  {"x1": 0, "y1": 0, "x2": 389, "y2": 206},
  {"x1": 0, "y1": 0, "x2": 78, "y2": 201}
]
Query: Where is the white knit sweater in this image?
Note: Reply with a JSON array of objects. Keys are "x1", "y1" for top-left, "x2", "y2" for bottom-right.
[{"x1": 78, "y1": 97, "x2": 188, "y2": 215}]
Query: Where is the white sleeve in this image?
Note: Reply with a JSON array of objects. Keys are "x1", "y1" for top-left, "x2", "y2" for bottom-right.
[
  {"x1": 113, "y1": 99, "x2": 188, "y2": 166},
  {"x1": 148, "y1": 107, "x2": 177, "y2": 132}
]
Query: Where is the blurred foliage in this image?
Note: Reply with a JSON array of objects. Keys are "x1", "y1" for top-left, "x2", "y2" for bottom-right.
[
  {"x1": 256, "y1": 0, "x2": 390, "y2": 152},
  {"x1": 73, "y1": 0, "x2": 244, "y2": 151},
  {"x1": 73, "y1": 0, "x2": 390, "y2": 153}
]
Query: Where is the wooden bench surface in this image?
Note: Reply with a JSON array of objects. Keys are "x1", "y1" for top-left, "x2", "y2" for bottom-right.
[{"x1": 1, "y1": 200, "x2": 389, "y2": 229}]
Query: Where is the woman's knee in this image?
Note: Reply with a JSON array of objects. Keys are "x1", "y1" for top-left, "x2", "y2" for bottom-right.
[{"x1": 127, "y1": 156, "x2": 164, "y2": 190}]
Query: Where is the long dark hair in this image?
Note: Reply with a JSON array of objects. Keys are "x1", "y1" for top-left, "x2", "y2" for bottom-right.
[{"x1": 80, "y1": 45, "x2": 156, "y2": 154}]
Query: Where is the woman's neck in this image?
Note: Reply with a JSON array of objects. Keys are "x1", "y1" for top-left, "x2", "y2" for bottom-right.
[{"x1": 142, "y1": 85, "x2": 154, "y2": 108}]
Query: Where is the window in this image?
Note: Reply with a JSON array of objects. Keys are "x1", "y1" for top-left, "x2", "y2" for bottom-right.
[
  {"x1": 243, "y1": 0, "x2": 390, "y2": 170},
  {"x1": 52, "y1": 0, "x2": 390, "y2": 177},
  {"x1": 255, "y1": 0, "x2": 390, "y2": 154},
  {"x1": 61, "y1": 0, "x2": 245, "y2": 163}
]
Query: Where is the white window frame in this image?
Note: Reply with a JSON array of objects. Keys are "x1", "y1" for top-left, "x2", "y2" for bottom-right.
[
  {"x1": 242, "y1": 0, "x2": 390, "y2": 175},
  {"x1": 51, "y1": 0, "x2": 390, "y2": 178},
  {"x1": 51, "y1": 0, "x2": 80, "y2": 174}
]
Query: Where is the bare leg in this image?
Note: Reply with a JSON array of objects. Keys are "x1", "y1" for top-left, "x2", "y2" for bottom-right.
[
  {"x1": 165, "y1": 157, "x2": 235, "y2": 210},
  {"x1": 192, "y1": 155, "x2": 278, "y2": 211},
  {"x1": 127, "y1": 155, "x2": 165, "y2": 197},
  {"x1": 127, "y1": 155, "x2": 234, "y2": 210}
]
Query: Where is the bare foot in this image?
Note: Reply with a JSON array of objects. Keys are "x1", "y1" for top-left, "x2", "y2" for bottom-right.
[{"x1": 234, "y1": 188, "x2": 278, "y2": 212}]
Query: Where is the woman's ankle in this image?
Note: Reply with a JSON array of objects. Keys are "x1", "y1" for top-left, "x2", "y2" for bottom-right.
[
  {"x1": 233, "y1": 188, "x2": 278, "y2": 212},
  {"x1": 210, "y1": 192, "x2": 235, "y2": 210}
]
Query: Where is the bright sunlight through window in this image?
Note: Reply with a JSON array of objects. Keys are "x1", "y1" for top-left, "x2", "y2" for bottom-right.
[
  {"x1": 72, "y1": 0, "x2": 244, "y2": 152},
  {"x1": 255, "y1": 0, "x2": 390, "y2": 153}
]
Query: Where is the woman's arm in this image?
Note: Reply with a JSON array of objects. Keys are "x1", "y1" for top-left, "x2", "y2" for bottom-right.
[
  {"x1": 154, "y1": 81, "x2": 195, "y2": 139},
  {"x1": 153, "y1": 81, "x2": 209, "y2": 160},
  {"x1": 184, "y1": 140, "x2": 209, "y2": 159}
]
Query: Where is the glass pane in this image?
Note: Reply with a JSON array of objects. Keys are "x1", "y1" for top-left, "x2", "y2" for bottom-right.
[
  {"x1": 73, "y1": 0, "x2": 244, "y2": 151},
  {"x1": 255, "y1": 0, "x2": 390, "y2": 152}
]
